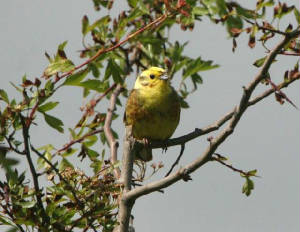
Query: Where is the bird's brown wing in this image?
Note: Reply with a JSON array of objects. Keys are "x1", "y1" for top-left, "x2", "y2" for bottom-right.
[{"x1": 124, "y1": 89, "x2": 147, "y2": 126}]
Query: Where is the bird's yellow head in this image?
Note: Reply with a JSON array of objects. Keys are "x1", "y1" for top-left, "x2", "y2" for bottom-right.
[{"x1": 134, "y1": 67, "x2": 169, "y2": 90}]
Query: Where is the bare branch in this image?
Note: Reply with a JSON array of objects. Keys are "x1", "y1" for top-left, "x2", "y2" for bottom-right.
[
  {"x1": 122, "y1": 29, "x2": 300, "y2": 202},
  {"x1": 116, "y1": 126, "x2": 136, "y2": 232},
  {"x1": 248, "y1": 73, "x2": 300, "y2": 106},
  {"x1": 150, "y1": 110, "x2": 235, "y2": 148},
  {"x1": 104, "y1": 84, "x2": 123, "y2": 179}
]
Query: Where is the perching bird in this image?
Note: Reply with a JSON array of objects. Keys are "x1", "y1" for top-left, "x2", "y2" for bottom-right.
[{"x1": 124, "y1": 67, "x2": 181, "y2": 161}]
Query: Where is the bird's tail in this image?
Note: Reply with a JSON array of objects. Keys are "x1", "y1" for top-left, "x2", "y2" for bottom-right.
[{"x1": 136, "y1": 146, "x2": 152, "y2": 162}]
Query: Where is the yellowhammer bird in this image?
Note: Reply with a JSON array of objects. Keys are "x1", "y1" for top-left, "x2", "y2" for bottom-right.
[{"x1": 124, "y1": 67, "x2": 181, "y2": 161}]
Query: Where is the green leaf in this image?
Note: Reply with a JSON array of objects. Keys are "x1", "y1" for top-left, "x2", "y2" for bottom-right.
[
  {"x1": 61, "y1": 148, "x2": 78, "y2": 157},
  {"x1": 242, "y1": 177, "x2": 254, "y2": 196},
  {"x1": 44, "y1": 59, "x2": 75, "y2": 76},
  {"x1": 192, "y1": 7, "x2": 209, "y2": 16},
  {"x1": 38, "y1": 101, "x2": 59, "y2": 113},
  {"x1": 63, "y1": 69, "x2": 89, "y2": 86},
  {"x1": 247, "y1": 169, "x2": 258, "y2": 176},
  {"x1": 128, "y1": 0, "x2": 138, "y2": 8},
  {"x1": 183, "y1": 58, "x2": 219, "y2": 79},
  {"x1": 253, "y1": 56, "x2": 266, "y2": 67},
  {"x1": 137, "y1": 1, "x2": 150, "y2": 14},
  {"x1": 0, "y1": 89, "x2": 9, "y2": 103},
  {"x1": 78, "y1": 79, "x2": 107, "y2": 92},
  {"x1": 43, "y1": 113, "x2": 64, "y2": 133},
  {"x1": 15, "y1": 201, "x2": 36, "y2": 208},
  {"x1": 294, "y1": 8, "x2": 300, "y2": 24},
  {"x1": 0, "y1": 214, "x2": 18, "y2": 228},
  {"x1": 88, "y1": 63, "x2": 100, "y2": 78},
  {"x1": 86, "y1": 148, "x2": 99, "y2": 161},
  {"x1": 59, "y1": 158, "x2": 74, "y2": 172},
  {"x1": 82, "y1": 15, "x2": 89, "y2": 35}
]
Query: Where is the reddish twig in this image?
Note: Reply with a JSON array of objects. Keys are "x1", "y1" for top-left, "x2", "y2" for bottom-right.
[
  {"x1": 81, "y1": 83, "x2": 117, "y2": 120},
  {"x1": 57, "y1": 128, "x2": 103, "y2": 154},
  {"x1": 212, "y1": 153, "x2": 259, "y2": 177},
  {"x1": 266, "y1": 78, "x2": 298, "y2": 109},
  {"x1": 26, "y1": 100, "x2": 39, "y2": 127},
  {"x1": 54, "y1": 14, "x2": 168, "y2": 84}
]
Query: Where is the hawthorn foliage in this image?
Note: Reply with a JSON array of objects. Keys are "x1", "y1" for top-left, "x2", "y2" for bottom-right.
[{"x1": 0, "y1": 0, "x2": 299, "y2": 231}]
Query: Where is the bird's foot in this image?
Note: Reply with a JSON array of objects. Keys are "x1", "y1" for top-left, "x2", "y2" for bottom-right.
[{"x1": 161, "y1": 140, "x2": 168, "y2": 153}]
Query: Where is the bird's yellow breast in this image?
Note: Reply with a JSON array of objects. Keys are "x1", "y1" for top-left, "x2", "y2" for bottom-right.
[{"x1": 124, "y1": 78, "x2": 180, "y2": 140}]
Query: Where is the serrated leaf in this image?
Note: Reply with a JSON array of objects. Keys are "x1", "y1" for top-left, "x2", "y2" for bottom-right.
[
  {"x1": 38, "y1": 101, "x2": 59, "y2": 113},
  {"x1": 63, "y1": 69, "x2": 89, "y2": 86},
  {"x1": 183, "y1": 58, "x2": 219, "y2": 79},
  {"x1": 43, "y1": 113, "x2": 64, "y2": 133},
  {"x1": 0, "y1": 89, "x2": 9, "y2": 103}
]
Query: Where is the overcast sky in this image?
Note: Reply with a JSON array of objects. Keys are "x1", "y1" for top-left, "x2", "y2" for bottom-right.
[{"x1": 0, "y1": 1, "x2": 299, "y2": 232}]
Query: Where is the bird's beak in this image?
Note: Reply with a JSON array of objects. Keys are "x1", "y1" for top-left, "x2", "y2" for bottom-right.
[{"x1": 159, "y1": 73, "x2": 169, "y2": 80}]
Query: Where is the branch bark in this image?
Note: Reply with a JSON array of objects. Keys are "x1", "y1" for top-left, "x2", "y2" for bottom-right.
[
  {"x1": 122, "y1": 29, "x2": 300, "y2": 203},
  {"x1": 20, "y1": 115, "x2": 49, "y2": 230},
  {"x1": 116, "y1": 126, "x2": 136, "y2": 232},
  {"x1": 104, "y1": 84, "x2": 123, "y2": 179}
]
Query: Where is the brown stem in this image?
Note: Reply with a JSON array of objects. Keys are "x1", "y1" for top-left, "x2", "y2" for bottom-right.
[{"x1": 56, "y1": 128, "x2": 103, "y2": 154}]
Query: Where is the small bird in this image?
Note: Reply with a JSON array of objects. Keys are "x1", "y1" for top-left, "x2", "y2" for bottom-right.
[{"x1": 124, "y1": 67, "x2": 181, "y2": 161}]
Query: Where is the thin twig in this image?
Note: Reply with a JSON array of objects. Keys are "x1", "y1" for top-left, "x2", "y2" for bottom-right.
[
  {"x1": 165, "y1": 143, "x2": 185, "y2": 177},
  {"x1": 4, "y1": 135, "x2": 25, "y2": 155},
  {"x1": 278, "y1": 51, "x2": 300, "y2": 56},
  {"x1": 266, "y1": 78, "x2": 298, "y2": 109},
  {"x1": 30, "y1": 144, "x2": 83, "y2": 206},
  {"x1": 244, "y1": 18, "x2": 287, "y2": 35},
  {"x1": 248, "y1": 73, "x2": 300, "y2": 106},
  {"x1": 80, "y1": 83, "x2": 117, "y2": 121},
  {"x1": 56, "y1": 128, "x2": 103, "y2": 154},
  {"x1": 54, "y1": 13, "x2": 169, "y2": 84},
  {"x1": 211, "y1": 153, "x2": 259, "y2": 177}
]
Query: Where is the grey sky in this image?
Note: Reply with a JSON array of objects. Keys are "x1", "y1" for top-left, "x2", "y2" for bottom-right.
[{"x1": 0, "y1": 1, "x2": 299, "y2": 232}]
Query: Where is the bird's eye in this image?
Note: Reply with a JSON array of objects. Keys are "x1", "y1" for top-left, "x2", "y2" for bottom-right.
[{"x1": 149, "y1": 74, "x2": 155, "y2": 79}]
